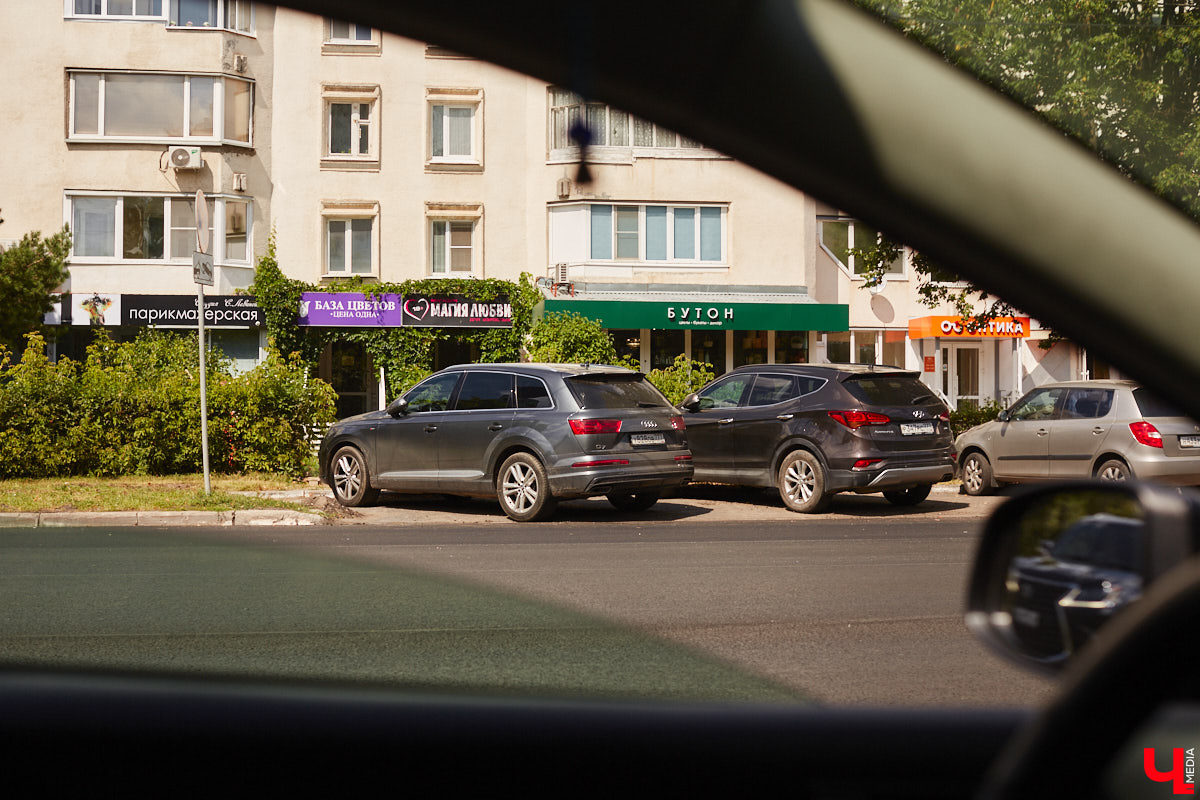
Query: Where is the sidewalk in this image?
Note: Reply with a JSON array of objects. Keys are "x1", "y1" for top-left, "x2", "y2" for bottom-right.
[{"x1": 0, "y1": 482, "x2": 1001, "y2": 528}]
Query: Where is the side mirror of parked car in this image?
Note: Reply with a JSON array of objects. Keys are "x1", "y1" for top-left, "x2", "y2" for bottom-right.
[
  {"x1": 680, "y1": 393, "x2": 701, "y2": 413},
  {"x1": 996, "y1": 409, "x2": 1011, "y2": 422},
  {"x1": 386, "y1": 397, "x2": 410, "y2": 418},
  {"x1": 965, "y1": 482, "x2": 1200, "y2": 675}
]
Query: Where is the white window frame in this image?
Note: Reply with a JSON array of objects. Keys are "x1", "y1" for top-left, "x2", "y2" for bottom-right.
[
  {"x1": 64, "y1": 191, "x2": 252, "y2": 266},
  {"x1": 586, "y1": 203, "x2": 728, "y2": 266},
  {"x1": 426, "y1": 88, "x2": 483, "y2": 170},
  {"x1": 547, "y1": 87, "x2": 721, "y2": 164},
  {"x1": 65, "y1": 0, "x2": 168, "y2": 21},
  {"x1": 322, "y1": 202, "x2": 379, "y2": 278},
  {"x1": 818, "y1": 216, "x2": 906, "y2": 279},
  {"x1": 166, "y1": 0, "x2": 255, "y2": 33},
  {"x1": 323, "y1": 17, "x2": 381, "y2": 54},
  {"x1": 68, "y1": 70, "x2": 253, "y2": 146},
  {"x1": 321, "y1": 86, "x2": 380, "y2": 167},
  {"x1": 426, "y1": 203, "x2": 483, "y2": 277}
]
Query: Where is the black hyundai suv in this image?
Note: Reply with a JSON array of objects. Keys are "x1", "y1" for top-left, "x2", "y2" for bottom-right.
[
  {"x1": 681, "y1": 364, "x2": 955, "y2": 512},
  {"x1": 319, "y1": 363, "x2": 694, "y2": 521}
]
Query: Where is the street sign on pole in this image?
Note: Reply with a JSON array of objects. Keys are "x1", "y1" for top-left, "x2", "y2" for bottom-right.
[{"x1": 194, "y1": 192, "x2": 212, "y2": 494}]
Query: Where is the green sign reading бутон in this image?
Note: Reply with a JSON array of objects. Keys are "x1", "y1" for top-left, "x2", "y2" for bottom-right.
[{"x1": 534, "y1": 299, "x2": 848, "y2": 331}]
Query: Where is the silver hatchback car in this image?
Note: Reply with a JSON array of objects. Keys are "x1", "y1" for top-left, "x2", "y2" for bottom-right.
[{"x1": 955, "y1": 380, "x2": 1200, "y2": 495}]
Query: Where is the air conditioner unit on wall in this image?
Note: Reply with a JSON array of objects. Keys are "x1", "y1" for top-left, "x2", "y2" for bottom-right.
[{"x1": 168, "y1": 146, "x2": 203, "y2": 170}]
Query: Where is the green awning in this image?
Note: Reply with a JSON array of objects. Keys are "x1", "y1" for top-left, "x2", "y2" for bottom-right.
[{"x1": 535, "y1": 297, "x2": 848, "y2": 331}]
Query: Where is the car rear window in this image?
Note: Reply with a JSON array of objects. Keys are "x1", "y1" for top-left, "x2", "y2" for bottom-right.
[
  {"x1": 1133, "y1": 387, "x2": 1188, "y2": 418},
  {"x1": 565, "y1": 375, "x2": 673, "y2": 409},
  {"x1": 843, "y1": 375, "x2": 938, "y2": 406}
]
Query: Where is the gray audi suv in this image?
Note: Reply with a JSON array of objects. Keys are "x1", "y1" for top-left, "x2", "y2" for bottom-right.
[
  {"x1": 681, "y1": 364, "x2": 955, "y2": 513},
  {"x1": 319, "y1": 363, "x2": 694, "y2": 521}
]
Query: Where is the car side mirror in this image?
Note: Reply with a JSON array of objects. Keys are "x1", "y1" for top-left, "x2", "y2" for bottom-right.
[
  {"x1": 386, "y1": 397, "x2": 410, "y2": 418},
  {"x1": 681, "y1": 392, "x2": 701, "y2": 413},
  {"x1": 997, "y1": 409, "x2": 1011, "y2": 422},
  {"x1": 965, "y1": 482, "x2": 1200, "y2": 675}
]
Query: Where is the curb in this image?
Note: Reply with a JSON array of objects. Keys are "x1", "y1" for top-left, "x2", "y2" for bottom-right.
[{"x1": 0, "y1": 509, "x2": 325, "y2": 527}]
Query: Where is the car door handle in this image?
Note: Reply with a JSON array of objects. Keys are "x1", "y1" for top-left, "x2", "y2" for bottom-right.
[
  {"x1": 488, "y1": 423, "x2": 504, "y2": 431},
  {"x1": 1036, "y1": 428, "x2": 1049, "y2": 436},
  {"x1": 424, "y1": 425, "x2": 438, "y2": 433},
  {"x1": 718, "y1": 418, "x2": 734, "y2": 424},
  {"x1": 1092, "y1": 426, "x2": 1105, "y2": 434},
  {"x1": 776, "y1": 414, "x2": 794, "y2": 420}
]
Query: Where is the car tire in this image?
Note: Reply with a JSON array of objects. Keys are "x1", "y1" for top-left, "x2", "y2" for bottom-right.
[
  {"x1": 497, "y1": 452, "x2": 557, "y2": 522},
  {"x1": 882, "y1": 484, "x2": 933, "y2": 506},
  {"x1": 777, "y1": 450, "x2": 830, "y2": 513},
  {"x1": 607, "y1": 492, "x2": 660, "y2": 512},
  {"x1": 330, "y1": 446, "x2": 380, "y2": 507},
  {"x1": 1096, "y1": 458, "x2": 1131, "y2": 482},
  {"x1": 960, "y1": 452, "x2": 994, "y2": 496}
]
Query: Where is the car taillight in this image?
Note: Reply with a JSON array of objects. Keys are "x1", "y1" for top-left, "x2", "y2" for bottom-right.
[
  {"x1": 1129, "y1": 421, "x2": 1163, "y2": 448},
  {"x1": 669, "y1": 416, "x2": 685, "y2": 430},
  {"x1": 828, "y1": 410, "x2": 891, "y2": 429},
  {"x1": 852, "y1": 459, "x2": 883, "y2": 470},
  {"x1": 570, "y1": 419, "x2": 622, "y2": 435}
]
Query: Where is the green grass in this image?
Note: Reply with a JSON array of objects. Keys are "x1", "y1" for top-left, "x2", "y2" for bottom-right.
[{"x1": 0, "y1": 474, "x2": 314, "y2": 513}]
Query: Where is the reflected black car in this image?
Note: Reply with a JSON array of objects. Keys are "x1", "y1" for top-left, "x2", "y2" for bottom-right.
[
  {"x1": 318, "y1": 363, "x2": 694, "y2": 521},
  {"x1": 681, "y1": 364, "x2": 955, "y2": 512},
  {"x1": 1008, "y1": 513, "x2": 1144, "y2": 660}
]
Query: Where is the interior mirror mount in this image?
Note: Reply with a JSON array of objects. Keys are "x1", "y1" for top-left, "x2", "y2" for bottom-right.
[{"x1": 965, "y1": 481, "x2": 1200, "y2": 676}]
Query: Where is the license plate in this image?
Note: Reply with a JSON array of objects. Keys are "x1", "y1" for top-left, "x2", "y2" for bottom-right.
[
  {"x1": 1013, "y1": 606, "x2": 1040, "y2": 628},
  {"x1": 630, "y1": 433, "x2": 666, "y2": 446},
  {"x1": 900, "y1": 421, "x2": 935, "y2": 436},
  {"x1": 1180, "y1": 435, "x2": 1200, "y2": 448}
]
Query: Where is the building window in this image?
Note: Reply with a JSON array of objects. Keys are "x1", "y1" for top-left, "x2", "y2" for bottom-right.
[
  {"x1": 69, "y1": 71, "x2": 253, "y2": 145},
  {"x1": 549, "y1": 88, "x2": 712, "y2": 161},
  {"x1": 323, "y1": 18, "x2": 380, "y2": 54},
  {"x1": 427, "y1": 89, "x2": 483, "y2": 170},
  {"x1": 819, "y1": 217, "x2": 904, "y2": 277},
  {"x1": 427, "y1": 204, "x2": 483, "y2": 276},
  {"x1": 323, "y1": 204, "x2": 377, "y2": 276},
  {"x1": 69, "y1": 0, "x2": 166, "y2": 19},
  {"x1": 588, "y1": 204, "x2": 725, "y2": 264},
  {"x1": 168, "y1": 0, "x2": 253, "y2": 32},
  {"x1": 66, "y1": 193, "x2": 250, "y2": 264},
  {"x1": 321, "y1": 86, "x2": 378, "y2": 166}
]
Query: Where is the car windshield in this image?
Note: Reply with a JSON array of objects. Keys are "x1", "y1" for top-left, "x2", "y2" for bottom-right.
[
  {"x1": 6, "y1": 0, "x2": 1200, "y2": 722},
  {"x1": 1051, "y1": 517, "x2": 1142, "y2": 572},
  {"x1": 565, "y1": 374, "x2": 673, "y2": 409}
]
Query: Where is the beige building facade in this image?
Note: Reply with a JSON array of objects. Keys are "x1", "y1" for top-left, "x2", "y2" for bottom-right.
[{"x1": 0, "y1": 2, "x2": 1087, "y2": 412}]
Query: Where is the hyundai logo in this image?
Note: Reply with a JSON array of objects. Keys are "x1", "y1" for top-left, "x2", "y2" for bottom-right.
[
  {"x1": 640, "y1": 420, "x2": 659, "y2": 428},
  {"x1": 912, "y1": 410, "x2": 926, "y2": 419}
]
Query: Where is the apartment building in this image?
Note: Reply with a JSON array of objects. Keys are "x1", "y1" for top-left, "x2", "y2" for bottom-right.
[{"x1": 1, "y1": 2, "x2": 1087, "y2": 414}]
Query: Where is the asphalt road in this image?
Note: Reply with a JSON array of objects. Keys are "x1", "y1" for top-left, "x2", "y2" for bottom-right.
[{"x1": 0, "y1": 488, "x2": 1056, "y2": 708}]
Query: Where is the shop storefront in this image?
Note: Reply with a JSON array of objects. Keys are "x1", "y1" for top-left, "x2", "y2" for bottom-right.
[
  {"x1": 908, "y1": 315, "x2": 1033, "y2": 410},
  {"x1": 298, "y1": 292, "x2": 514, "y2": 417},
  {"x1": 54, "y1": 293, "x2": 265, "y2": 373},
  {"x1": 534, "y1": 286, "x2": 848, "y2": 375}
]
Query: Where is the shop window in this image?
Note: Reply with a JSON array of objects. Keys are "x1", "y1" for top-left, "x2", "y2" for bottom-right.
[
  {"x1": 774, "y1": 331, "x2": 809, "y2": 364},
  {"x1": 650, "y1": 329, "x2": 684, "y2": 371},
  {"x1": 733, "y1": 331, "x2": 768, "y2": 367},
  {"x1": 825, "y1": 331, "x2": 851, "y2": 363},
  {"x1": 691, "y1": 330, "x2": 726, "y2": 376},
  {"x1": 328, "y1": 341, "x2": 371, "y2": 419},
  {"x1": 610, "y1": 329, "x2": 642, "y2": 366},
  {"x1": 434, "y1": 337, "x2": 478, "y2": 370},
  {"x1": 882, "y1": 331, "x2": 907, "y2": 368}
]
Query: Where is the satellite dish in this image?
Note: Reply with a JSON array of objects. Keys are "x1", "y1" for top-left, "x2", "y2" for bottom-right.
[
  {"x1": 195, "y1": 190, "x2": 210, "y2": 255},
  {"x1": 868, "y1": 273, "x2": 888, "y2": 295}
]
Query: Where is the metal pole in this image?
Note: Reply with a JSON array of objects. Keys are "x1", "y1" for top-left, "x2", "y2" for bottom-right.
[{"x1": 198, "y1": 283, "x2": 211, "y2": 494}]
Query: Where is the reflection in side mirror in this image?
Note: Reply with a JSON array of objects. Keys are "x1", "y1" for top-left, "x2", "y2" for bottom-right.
[
  {"x1": 386, "y1": 397, "x2": 410, "y2": 418},
  {"x1": 681, "y1": 392, "x2": 701, "y2": 413},
  {"x1": 966, "y1": 482, "x2": 1200, "y2": 675}
]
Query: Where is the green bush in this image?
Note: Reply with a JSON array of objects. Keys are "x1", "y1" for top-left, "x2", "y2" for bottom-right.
[
  {"x1": 0, "y1": 331, "x2": 336, "y2": 479},
  {"x1": 641, "y1": 354, "x2": 716, "y2": 406},
  {"x1": 528, "y1": 311, "x2": 619, "y2": 364},
  {"x1": 948, "y1": 400, "x2": 1003, "y2": 438}
]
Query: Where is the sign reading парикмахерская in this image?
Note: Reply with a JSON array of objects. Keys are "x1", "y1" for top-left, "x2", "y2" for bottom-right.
[{"x1": 297, "y1": 292, "x2": 512, "y2": 328}]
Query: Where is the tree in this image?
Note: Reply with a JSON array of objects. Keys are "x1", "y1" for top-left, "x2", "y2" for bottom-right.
[
  {"x1": 527, "y1": 311, "x2": 620, "y2": 364},
  {"x1": 855, "y1": 0, "x2": 1200, "y2": 324},
  {"x1": 0, "y1": 222, "x2": 71, "y2": 354}
]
